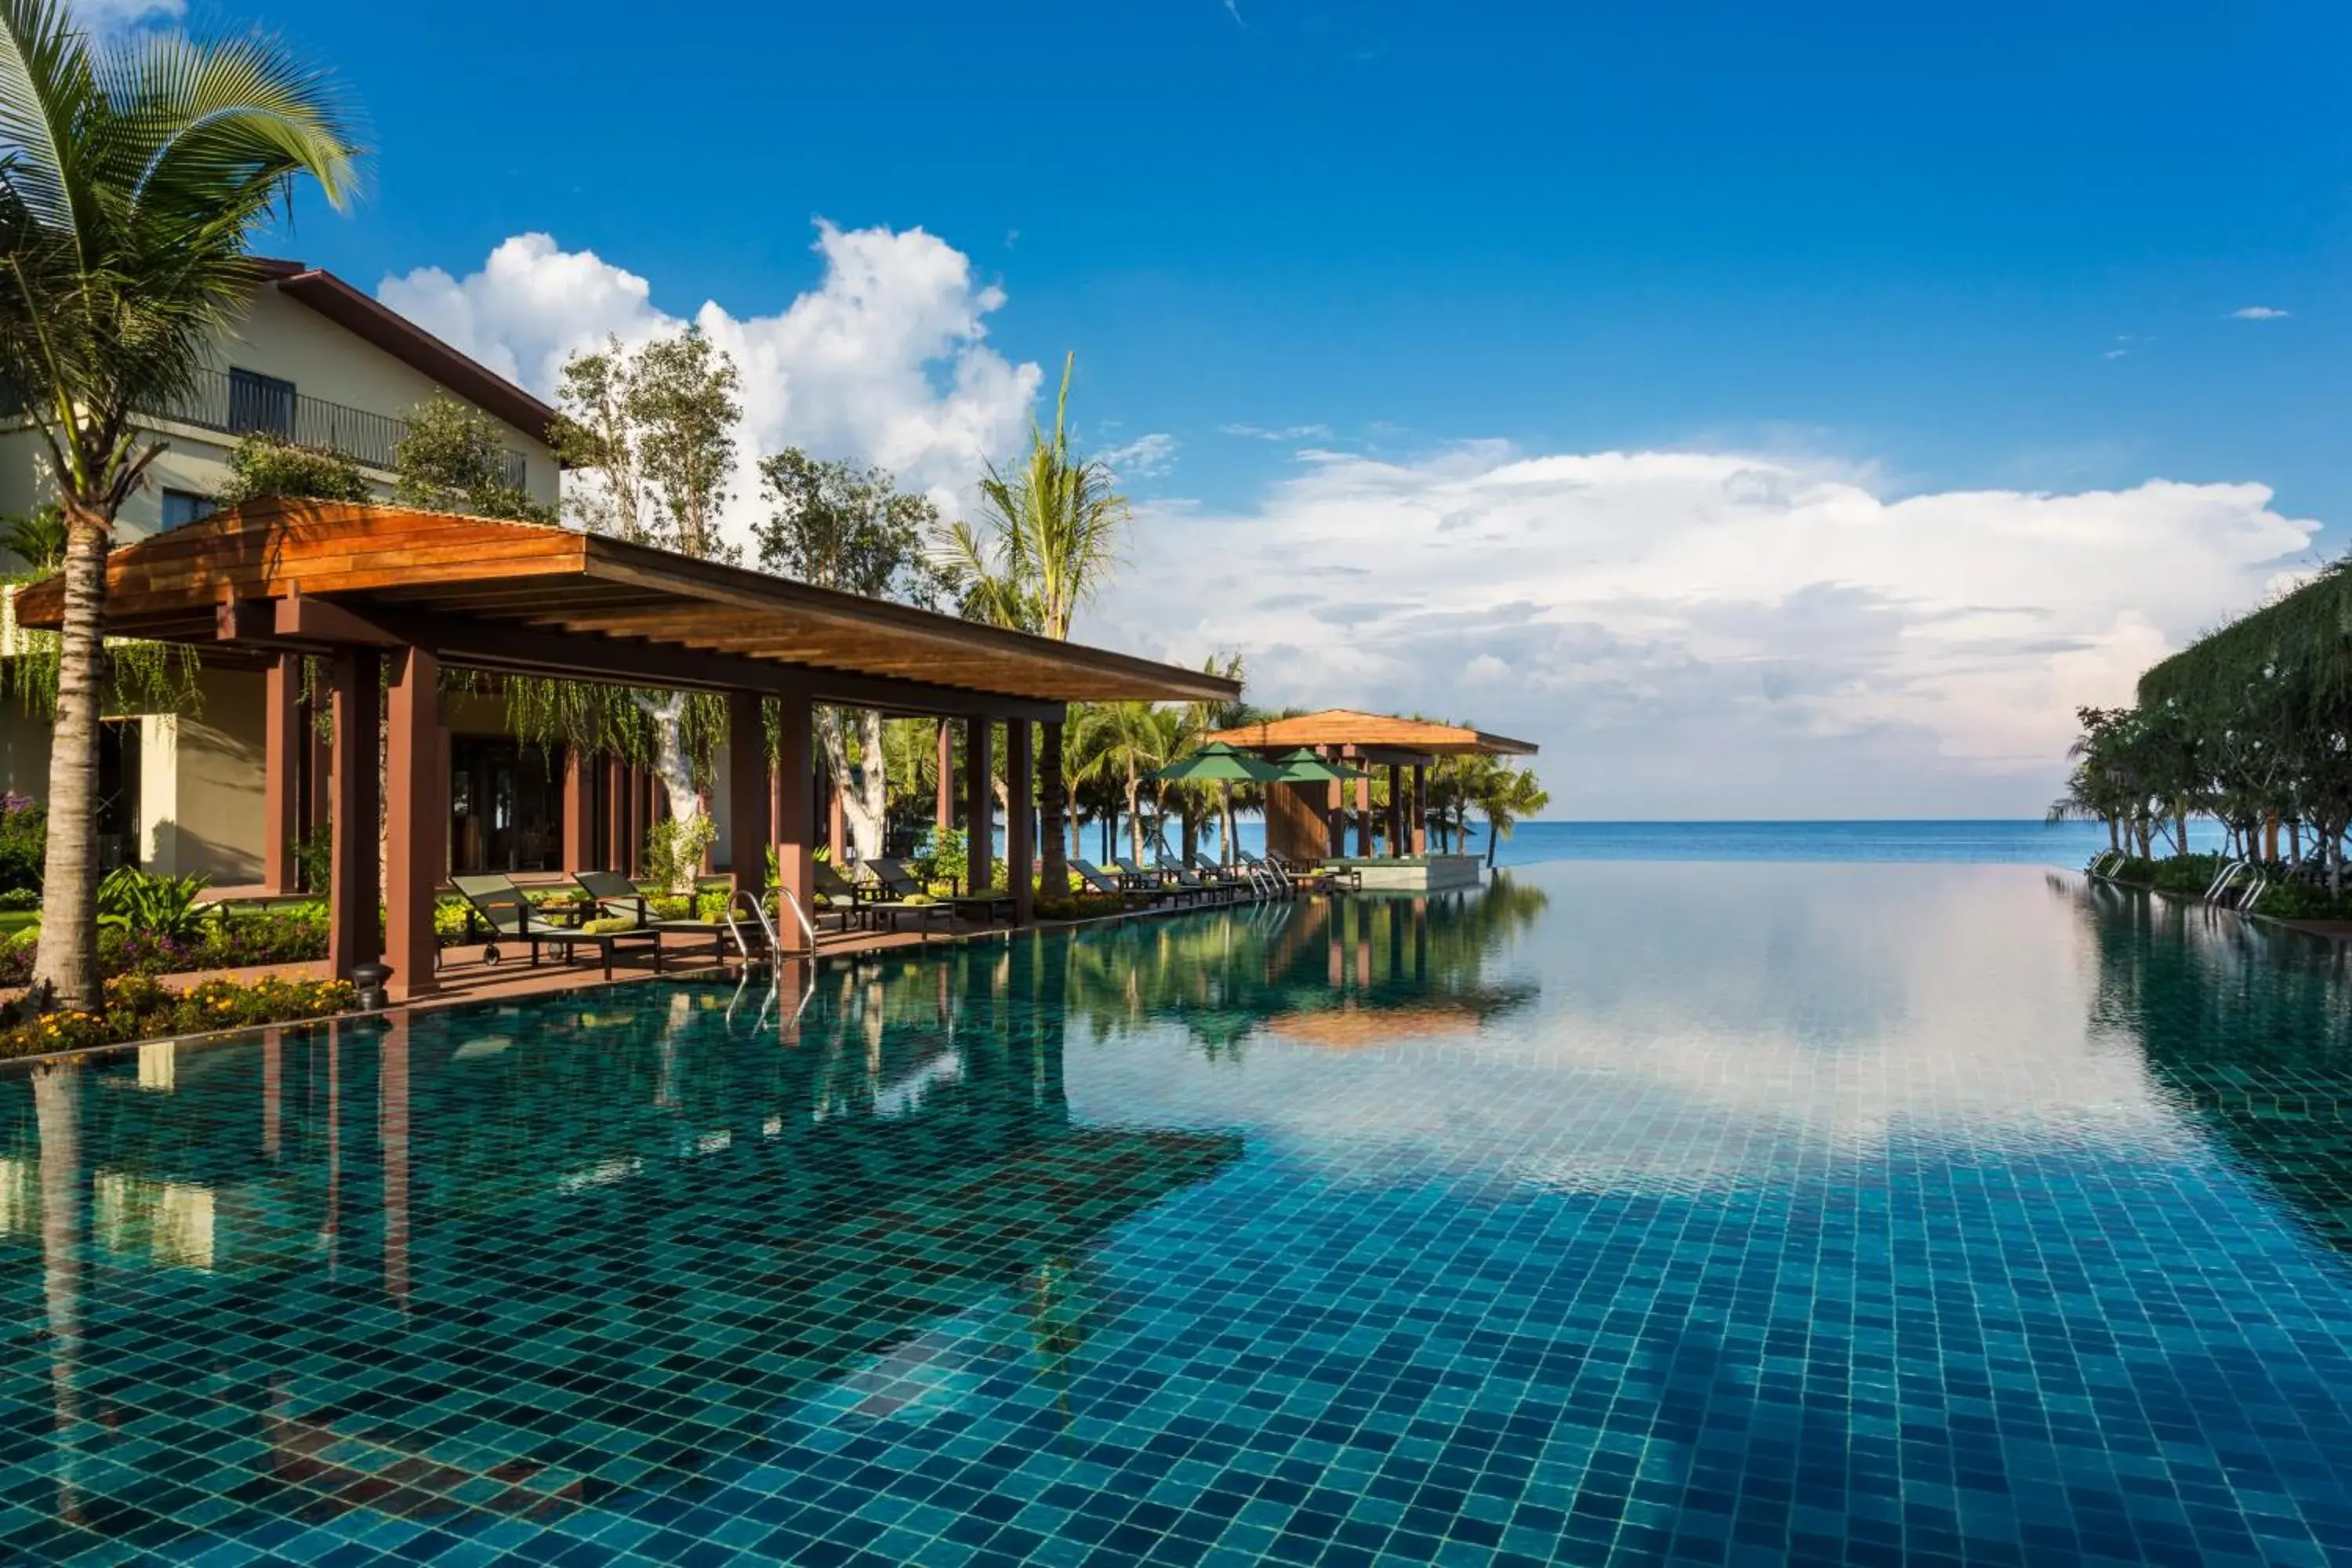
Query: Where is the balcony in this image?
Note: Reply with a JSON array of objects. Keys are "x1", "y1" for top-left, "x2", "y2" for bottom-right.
[{"x1": 143, "y1": 370, "x2": 530, "y2": 492}]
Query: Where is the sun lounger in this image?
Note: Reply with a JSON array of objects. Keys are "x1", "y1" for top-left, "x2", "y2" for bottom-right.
[
  {"x1": 1071, "y1": 859, "x2": 1166, "y2": 907},
  {"x1": 453, "y1": 873, "x2": 663, "y2": 980},
  {"x1": 855, "y1": 856, "x2": 957, "y2": 934},
  {"x1": 573, "y1": 869, "x2": 739, "y2": 964}
]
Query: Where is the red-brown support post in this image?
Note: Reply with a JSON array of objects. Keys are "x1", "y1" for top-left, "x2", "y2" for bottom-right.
[
  {"x1": 1387, "y1": 764, "x2": 1404, "y2": 858},
  {"x1": 263, "y1": 655, "x2": 300, "y2": 895},
  {"x1": 325, "y1": 649, "x2": 381, "y2": 981},
  {"x1": 622, "y1": 763, "x2": 643, "y2": 876},
  {"x1": 1410, "y1": 764, "x2": 1428, "y2": 855},
  {"x1": 935, "y1": 719, "x2": 953, "y2": 829},
  {"x1": 827, "y1": 772, "x2": 846, "y2": 858},
  {"x1": 1007, "y1": 720, "x2": 1035, "y2": 925},
  {"x1": 562, "y1": 748, "x2": 592, "y2": 873},
  {"x1": 775, "y1": 695, "x2": 815, "y2": 933},
  {"x1": 965, "y1": 717, "x2": 994, "y2": 893},
  {"x1": 604, "y1": 755, "x2": 626, "y2": 872},
  {"x1": 1355, "y1": 766, "x2": 1373, "y2": 857},
  {"x1": 385, "y1": 645, "x2": 445, "y2": 1002}
]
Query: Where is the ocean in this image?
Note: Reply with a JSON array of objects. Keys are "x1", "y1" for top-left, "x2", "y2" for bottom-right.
[{"x1": 1149, "y1": 818, "x2": 2227, "y2": 869}]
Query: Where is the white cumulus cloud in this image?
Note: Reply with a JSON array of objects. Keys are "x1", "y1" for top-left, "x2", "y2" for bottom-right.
[
  {"x1": 2229, "y1": 306, "x2": 2290, "y2": 320},
  {"x1": 67, "y1": 0, "x2": 182, "y2": 32},
  {"x1": 1089, "y1": 445, "x2": 2320, "y2": 818},
  {"x1": 1100, "y1": 433, "x2": 1179, "y2": 481},
  {"x1": 378, "y1": 223, "x2": 1040, "y2": 550}
]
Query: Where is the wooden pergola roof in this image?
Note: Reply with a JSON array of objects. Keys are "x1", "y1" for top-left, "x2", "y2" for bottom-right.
[
  {"x1": 15, "y1": 501, "x2": 1236, "y2": 717},
  {"x1": 1207, "y1": 708, "x2": 1537, "y2": 760}
]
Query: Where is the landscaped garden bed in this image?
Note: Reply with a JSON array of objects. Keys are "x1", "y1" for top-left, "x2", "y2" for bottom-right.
[{"x1": 0, "y1": 973, "x2": 358, "y2": 1060}]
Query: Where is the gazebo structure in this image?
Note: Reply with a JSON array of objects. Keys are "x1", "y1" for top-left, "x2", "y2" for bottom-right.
[
  {"x1": 1205, "y1": 709, "x2": 1537, "y2": 891},
  {"x1": 14, "y1": 501, "x2": 1236, "y2": 1000}
]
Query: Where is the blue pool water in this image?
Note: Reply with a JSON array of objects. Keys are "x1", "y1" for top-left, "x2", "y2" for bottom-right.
[{"x1": 3, "y1": 863, "x2": 2352, "y2": 1565}]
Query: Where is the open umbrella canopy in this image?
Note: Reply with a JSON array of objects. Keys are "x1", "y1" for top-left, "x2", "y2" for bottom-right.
[
  {"x1": 1273, "y1": 748, "x2": 1366, "y2": 782},
  {"x1": 1152, "y1": 743, "x2": 1283, "y2": 784}
]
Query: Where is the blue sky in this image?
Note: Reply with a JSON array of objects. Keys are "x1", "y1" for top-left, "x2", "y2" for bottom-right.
[{"x1": 147, "y1": 0, "x2": 2352, "y2": 813}]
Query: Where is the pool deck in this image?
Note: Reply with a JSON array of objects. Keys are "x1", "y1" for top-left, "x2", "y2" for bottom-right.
[{"x1": 1, "y1": 918, "x2": 1022, "y2": 1014}]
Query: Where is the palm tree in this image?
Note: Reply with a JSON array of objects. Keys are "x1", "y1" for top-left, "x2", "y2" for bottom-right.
[
  {"x1": 1476, "y1": 764, "x2": 1548, "y2": 869},
  {"x1": 0, "y1": 1, "x2": 360, "y2": 1008},
  {"x1": 933, "y1": 353, "x2": 1128, "y2": 898},
  {"x1": 1068, "y1": 702, "x2": 1174, "y2": 864}
]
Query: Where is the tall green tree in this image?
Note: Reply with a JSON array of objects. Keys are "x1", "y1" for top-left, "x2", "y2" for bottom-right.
[
  {"x1": 392, "y1": 397, "x2": 549, "y2": 521},
  {"x1": 550, "y1": 330, "x2": 742, "y2": 868},
  {"x1": 933, "y1": 353, "x2": 1128, "y2": 895},
  {"x1": 754, "y1": 445, "x2": 944, "y2": 860},
  {"x1": 0, "y1": 0, "x2": 360, "y2": 1008}
]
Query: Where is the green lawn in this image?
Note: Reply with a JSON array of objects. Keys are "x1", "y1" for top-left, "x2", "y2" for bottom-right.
[{"x1": 0, "y1": 909, "x2": 38, "y2": 935}]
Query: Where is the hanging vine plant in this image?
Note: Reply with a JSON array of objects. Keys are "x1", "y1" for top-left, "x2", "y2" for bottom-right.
[{"x1": 2, "y1": 578, "x2": 205, "y2": 718}]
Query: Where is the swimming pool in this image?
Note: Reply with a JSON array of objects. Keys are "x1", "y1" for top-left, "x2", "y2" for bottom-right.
[{"x1": 3, "y1": 862, "x2": 2351, "y2": 1566}]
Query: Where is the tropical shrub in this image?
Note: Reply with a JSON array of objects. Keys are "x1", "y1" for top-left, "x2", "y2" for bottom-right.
[
  {"x1": 0, "y1": 796, "x2": 45, "y2": 892},
  {"x1": 216, "y1": 432, "x2": 372, "y2": 507},
  {"x1": 642, "y1": 815, "x2": 717, "y2": 897},
  {"x1": 910, "y1": 826, "x2": 967, "y2": 888},
  {"x1": 96, "y1": 867, "x2": 216, "y2": 943},
  {"x1": 0, "y1": 887, "x2": 36, "y2": 911},
  {"x1": 0, "y1": 975, "x2": 358, "y2": 1060}
]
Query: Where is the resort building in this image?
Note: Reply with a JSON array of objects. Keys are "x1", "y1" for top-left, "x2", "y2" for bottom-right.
[{"x1": 0, "y1": 264, "x2": 564, "y2": 883}]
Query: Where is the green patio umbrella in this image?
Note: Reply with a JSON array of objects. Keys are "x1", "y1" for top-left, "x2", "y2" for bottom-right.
[
  {"x1": 1271, "y1": 748, "x2": 1364, "y2": 782},
  {"x1": 1151, "y1": 741, "x2": 1283, "y2": 785},
  {"x1": 1152, "y1": 743, "x2": 1281, "y2": 866}
]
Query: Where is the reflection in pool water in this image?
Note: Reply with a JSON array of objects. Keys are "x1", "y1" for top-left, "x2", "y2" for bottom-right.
[{"x1": 2, "y1": 864, "x2": 2352, "y2": 1564}]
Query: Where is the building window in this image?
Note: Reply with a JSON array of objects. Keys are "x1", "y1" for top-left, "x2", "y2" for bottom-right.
[
  {"x1": 160, "y1": 490, "x2": 215, "y2": 532},
  {"x1": 226, "y1": 368, "x2": 296, "y2": 438}
]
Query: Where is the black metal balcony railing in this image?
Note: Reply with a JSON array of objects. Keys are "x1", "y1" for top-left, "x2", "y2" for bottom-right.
[{"x1": 145, "y1": 369, "x2": 529, "y2": 491}]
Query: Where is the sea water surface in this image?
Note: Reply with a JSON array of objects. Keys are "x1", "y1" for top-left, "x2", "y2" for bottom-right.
[
  {"x1": 1176, "y1": 817, "x2": 2225, "y2": 869},
  {"x1": 2, "y1": 863, "x2": 2349, "y2": 1565}
]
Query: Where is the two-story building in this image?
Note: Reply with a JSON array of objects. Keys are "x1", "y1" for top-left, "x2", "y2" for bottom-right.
[{"x1": 0, "y1": 260, "x2": 581, "y2": 887}]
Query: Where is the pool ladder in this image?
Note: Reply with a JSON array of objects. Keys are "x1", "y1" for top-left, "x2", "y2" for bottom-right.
[
  {"x1": 2086, "y1": 849, "x2": 2128, "y2": 881},
  {"x1": 724, "y1": 886, "x2": 818, "y2": 965},
  {"x1": 2203, "y1": 858, "x2": 2268, "y2": 912}
]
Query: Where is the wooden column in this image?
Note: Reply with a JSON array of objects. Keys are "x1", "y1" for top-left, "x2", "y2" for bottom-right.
[
  {"x1": 965, "y1": 717, "x2": 994, "y2": 892},
  {"x1": 775, "y1": 695, "x2": 815, "y2": 930},
  {"x1": 1410, "y1": 764, "x2": 1428, "y2": 855},
  {"x1": 935, "y1": 719, "x2": 953, "y2": 829},
  {"x1": 604, "y1": 755, "x2": 626, "y2": 873},
  {"x1": 325, "y1": 649, "x2": 381, "y2": 981},
  {"x1": 385, "y1": 646, "x2": 445, "y2": 1002},
  {"x1": 1355, "y1": 768, "x2": 1373, "y2": 857},
  {"x1": 827, "y1": 772, "x2": 846, "y2": 858},
  {"x1": 1007, "y1": 720, "x2": 1035, "y2": 924},
  {"x1": 728, "y1": 693, "x2": 771, "y2": 901},
  {"x1": 622, "y1": 763, "x2": 642, "y2": 876},
  {"x1": 561, "y1": 748, "x2": 592, "y2": 873},
  {"x1": 262, "y1": 655, "x2": 300, "y2": 895}
]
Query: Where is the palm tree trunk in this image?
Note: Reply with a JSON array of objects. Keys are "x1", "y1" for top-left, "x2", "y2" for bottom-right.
[
  {"x1": 2107, "y1": 818, "x2": 2120, "y2": 854},
  {"x1": 1219, "y1": 784, "x2": 1236, "y2": 866},
  {"x1": 1486, "y1": 814, "x2": 1501, "y2": 868},
  {"x1": 1125, "y1": 775, "x2": 1145, "y2": 863},
  {"x1": 32, "y1": 506, "x2": 109, "y2": 1011}
]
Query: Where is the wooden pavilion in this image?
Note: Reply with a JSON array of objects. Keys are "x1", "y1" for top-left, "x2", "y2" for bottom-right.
[
  {"x1": 1205, "y1": 709, "x2": 1537, "y2": 886},
  {"x1": 14, "y1": 501, "x2": 1236, "y2": 1000}
]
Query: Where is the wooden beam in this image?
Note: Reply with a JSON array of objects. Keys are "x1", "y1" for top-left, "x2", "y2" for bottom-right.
[{"x1": 385, "y1": 646, "x2": 445, "y2": 1002}]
